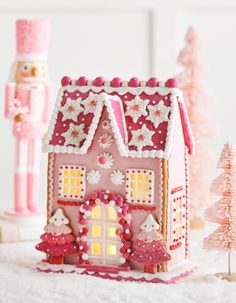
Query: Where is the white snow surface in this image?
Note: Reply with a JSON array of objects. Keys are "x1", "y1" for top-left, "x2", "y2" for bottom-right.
[{"x1": 0, "y1": 230, "x2": 236, "y2": 303}]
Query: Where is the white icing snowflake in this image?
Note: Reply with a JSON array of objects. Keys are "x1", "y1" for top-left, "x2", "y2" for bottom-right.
[
  {"x1": 59, "y1": 98, "x2": 83, "y2": 122},
  {"x1": 128, "y1": 124, "x2": 154, "y2": 151},
  {"x1": 61, "y1": 123, "x2": 87, "y2": 147},
  {"x1": 87, "y1": 170, "x2": 101, "y2": 185},
  {"x1": 146, "y1": 100, "x2": 170, "y2": 128},
  {"x1": 81, "y1": 92, "x2": 99, "y2": 115},
  {"x1": 98, "y1": 133, "x2": 113, "y2": 149},
  {"x1": 110, "y1": 170, "x2": 125, "y2": 185},
  {"x1": 125, "y1": 96, "x2": 149, "y2": 123},
  {"x1": 97, "y1": 152, "x2": 114, "y2": 169},
  {"x1": 101, "y1": 119, "x2": 110, "y2": 130}
]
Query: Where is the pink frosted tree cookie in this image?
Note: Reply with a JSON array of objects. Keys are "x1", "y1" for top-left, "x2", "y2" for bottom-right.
[
  {"x1": 36, "y1": 208, "x2": 78, "y2": 264},
  {"x1": 131, "y1": 214, "x2": 171, "y2": 274}
]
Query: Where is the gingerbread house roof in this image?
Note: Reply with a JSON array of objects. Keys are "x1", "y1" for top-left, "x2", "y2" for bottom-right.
[{"x1": 44, "y1": 76, "x2": 194, "y2": 160}]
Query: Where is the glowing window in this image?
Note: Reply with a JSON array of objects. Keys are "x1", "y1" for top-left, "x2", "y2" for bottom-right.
[
  {"x1": 107, "y1": 244, "x2": 117, "y2": 256},
  {"x1": 106, "y1": 206, "x2": 117, "y2": 221},
  {"x1": 91, "y1": 243, "x2": 101, "y2": 255},
  {"x1": 58, "y1": 165, "x2": 86, "y2": 200},
  {"x1": 92, "y1": 225, "x2": 102, "y2": 237},
  {"x1": 125, "y1": 169, "x2": 154, "y2": 204},
  {"x1": 107, "y1": 226, "x2": 117, "y2": 238},
  {"x1": 171, "y1": 194, "x2": 185, "y2": 245},
  {"x1": 91, "y1": 205, "x2": 101, "y2": 219}
]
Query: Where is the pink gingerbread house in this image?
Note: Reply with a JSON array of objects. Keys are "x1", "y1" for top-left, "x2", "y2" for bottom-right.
[{"x1": 36, "y1": 76, "x2": 195, "y2": 283}]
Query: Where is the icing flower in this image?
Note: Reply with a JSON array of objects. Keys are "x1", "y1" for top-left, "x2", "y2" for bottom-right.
[
  {"x1": 97, "y1": 152, "x2": 114, "y2": 169},
  {"x1": 146, "y1": 100, "x2": 170, "y2": 128},
  {"x1": 101, "y1": 119, "x2": 110, "y2": 130},
  {"x1": 86, "y1": 170, "x2": 101, "y2": 185},
  {"x1": 81, "y1": 92, "x2": 99, "y2": 114},
  {"x1": 128, "y1": 124, "x2": 154, "y2": 151},
  {"x1": 125, "y1": 96, "x2": 149, "y2": 123},
  {"x1": 111, "y1": 170, "x2": 125, "y2": 185},
  {"x1": 98, "y1": 133, "x2": 113, "y2": 149},
  {"x1": 59, "y1": 98, "x2": 83, "y2": 122}
]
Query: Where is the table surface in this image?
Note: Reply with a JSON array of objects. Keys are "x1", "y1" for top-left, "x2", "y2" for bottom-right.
[{"x1": 0, "y1": 230, "x2": 236, "y2": 303}]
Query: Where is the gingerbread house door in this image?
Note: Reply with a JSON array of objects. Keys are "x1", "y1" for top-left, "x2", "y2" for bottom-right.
[{"x1": 87, "y1": 204, "x2": 122, "y2": 266}]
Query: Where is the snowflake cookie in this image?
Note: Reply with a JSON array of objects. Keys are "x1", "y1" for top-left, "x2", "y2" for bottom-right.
[
  {"x1": 128, "y1": 124, "x2": 154, "y2": 151},
  {"x1": 146, "y1": 100, "x2": 170, "y2": 128},
  {"x1": 59, "y1": 98, "x2": 83, "y2": 122},
  {"x1": 125, "y1": 96, "x2": 149, "y2": 123},
  {"x1": 61, "y1": 123, "x2": 87, "y2": 147}
]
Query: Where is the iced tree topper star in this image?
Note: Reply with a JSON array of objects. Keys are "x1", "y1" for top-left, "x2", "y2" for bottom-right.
[
  {"x1": 59, "y1": 98, "x2": 83, "y2": 122},
  {"x1": 62, "y1": 123, "x2": 87, "y2": 147},
  {"x1": 128, "y1": 124, "x2": 154, "y2": 151},
  {"x1": 146, "y1": 100, "x2": 170, "y2": 128},
  {"x1": 125, "y1": 96, "x2": 149, "y2": 123},
  {"x1": 81, "y1": 92, "x2": 99, "y2": 115}
]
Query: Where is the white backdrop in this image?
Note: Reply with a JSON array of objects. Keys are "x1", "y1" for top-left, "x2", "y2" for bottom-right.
[{"x1": 0, "y1": 0, "x2": 235, "y2": 212}]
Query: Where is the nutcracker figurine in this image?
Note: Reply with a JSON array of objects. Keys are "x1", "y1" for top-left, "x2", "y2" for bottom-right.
[{"x1": 4, "y1": 19, "x2": 53, "y2": 217}]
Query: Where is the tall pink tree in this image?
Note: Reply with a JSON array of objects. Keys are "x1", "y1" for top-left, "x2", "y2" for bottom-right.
[
  {"x1": 204, "y1": 142, "x2": 236, "y2": 281},
  {"x1": 36, "y1": 208, "x2": 78, "y2": 264},
  {"x1": 176, "y1": 27, "x2": 215, "y2": 227}
]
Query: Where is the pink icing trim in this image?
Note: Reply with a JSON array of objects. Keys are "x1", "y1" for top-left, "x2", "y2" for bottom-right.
[
  {"x1": 44, "y1": 223, "x2": 71, "y2": 236},
  {"x1": 178, "y1": 102, "x2": 194, "y2": 154},
  {"x1": 35, "y1": 266, "x2": 196, "y2": 284}
]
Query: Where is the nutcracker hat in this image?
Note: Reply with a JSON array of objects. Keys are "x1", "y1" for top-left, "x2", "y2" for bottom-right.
[{"x1": 16, "y1": 19, "x2": 50, "y2": 61}]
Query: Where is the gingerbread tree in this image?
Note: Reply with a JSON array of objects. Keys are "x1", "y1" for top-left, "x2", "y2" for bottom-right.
[
  {"x1": 177, "y1": 27, "x2": 214, "y2": 227},
  {"x1": 131, "y1": 214, "x2": 171, "y2": 274},
  {"x1": 36, "y1": 208, "x2": 78, "y2": 264},
  {"x1": 204, "y1": 143, "x2": 236, "y2": 281}
]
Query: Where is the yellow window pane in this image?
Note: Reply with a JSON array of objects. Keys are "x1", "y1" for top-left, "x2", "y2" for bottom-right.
[
  {"x1": 64, "y1": 178, "x2": 68, "y2": 185},
  {"x1": 130, "y1": 173, "x2": 135, "y2": 180},
  {"x1": 77, "y1": 170, "x2": 81, "y2": 177},
  {"x1": 137, "y1": 182, "x2": 143, "y2": 190},
  {"x1": 70, "y1": 170, "x2": 75, "y2": 177},
  {"x1": 70, "y1": 188, "x2": 75, "y2": 195},
  {"x1": 131, "y1": 191, "x2": 135, "y2": 199},
  {"x1": 107, "y1": 244, "x2": 117, "y2": 256},
  {"x1": 145, "y1": 175, "x2": 150, "y2": 181},
  {"x1": 107, "y1": 227, "x2": 117, "y2": 238},
  {"x1": 131, "y1": 182, "x2": 136, "y2": 189},
  {"x1": 92, "y1": 225, "x2": 102, "y2": 237},
  {"x1": 63, "y1": 187, "x2": 68, "y2": 194},
  {"x1": 107, "y1": 206, "x2": 117, "y2": 221},
  {"x1": 64, "y1": 170, "x2": 68, "y2": 176},
  {"x1": 76, "y1": 188, "x2": 81, "y2": 195},
  {"x1": 145, "y1": 182, "x2": 149, "y2": 190},
  {"x1": 91, "y1": 206, "x2": 101, "y2": 219},
  {"x1": 137, "y1": 173, "x2": 143, "y2": 180},
  {"x1": 70, "y1": 178, "x2": 75, "y2": 185},
  {"x1": 144, "y1": 192, "x2": 149, "y2": 199},
  {"x1": 91, "y1": 243, "x2": 101, "y2": 255},
  {"x1": 137, "y1": 191, "x2": 143, "y2": 199},
  {"x1": 76, "y1": 179, "x2": 81, "y2": 186}
]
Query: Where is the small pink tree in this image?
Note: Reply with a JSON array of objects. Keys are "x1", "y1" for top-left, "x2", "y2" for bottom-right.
[
  {"x1": 131, "y1": 214, "x2": 171, "y2": 274},
  {"x1": 36, "y1": 208, "x2": 78, "y2": 264},
  {"x1": 177, "y1": 27, "x2": 215, "y2": 227},
  {"x1": 204, "y1": 143, "x2": 236, "y2": 280}
]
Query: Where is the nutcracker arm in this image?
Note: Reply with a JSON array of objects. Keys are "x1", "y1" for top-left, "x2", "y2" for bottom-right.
[
  {"x1": 43, "y1": 83, "x2": 53, "y2": 124},
  {"x1": 5, "y1": 82, "x2": 16, "y2": 118}
]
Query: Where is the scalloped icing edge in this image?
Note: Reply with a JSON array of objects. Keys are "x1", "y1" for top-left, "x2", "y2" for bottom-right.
[
  {"x1": 34, "y1": 260, "x2": 197, "y2": 284},
  {"x1": 43, "y1": 85, "x2": 183, "y2": 160}
]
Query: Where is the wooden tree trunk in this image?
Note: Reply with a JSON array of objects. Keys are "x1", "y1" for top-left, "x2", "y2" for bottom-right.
[{"x1": 144, "y1": 264, "x2": 157, "y2": 274}]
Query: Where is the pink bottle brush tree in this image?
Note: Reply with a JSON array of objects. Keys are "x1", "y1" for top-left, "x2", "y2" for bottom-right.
[
  {"x1": 204, "y1": 142, "x2": 236, "y2": 281},
  {"x1": 176, "y1": 27, "x2": 215, "y2": 228},
  {"x1": 36, "y1": 208, "x2": 78, "y2": 264},
  {"x1": 131, "y1": 214, "x2": 171, "y2": 274}
]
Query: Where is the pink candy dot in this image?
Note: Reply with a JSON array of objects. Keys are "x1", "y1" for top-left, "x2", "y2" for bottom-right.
[
  {"x1": 147, "y1": 77, "x2": 159, "y2": 87},
  {"x1": 93, "y1": 77, "x2": 105, "y2": 86},
  {"x1": 101, "y1": 138, "x2": 107, "y2": 144},
  {"x1": 98, "y1": 156, "x2": 107, "y2": 164},
  {"x1": 129, "y1": 77, "x2": 140, "y2": 87},
  {"x1": 61, "y1": 76, "x2": 71, "y2": 86},
  {"x1": 165, "y1": 78, "x2": 178, "y2": 88},
  {"x1": 111, "y1": 77, "x2": 122, "y2": 87},
  {"x1": 76, "y1": 76, "x2": 88, "y2": 86}
]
